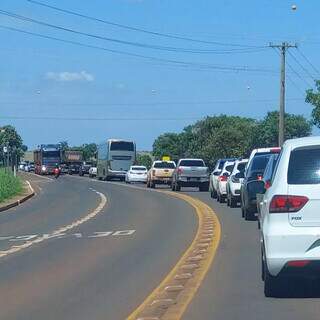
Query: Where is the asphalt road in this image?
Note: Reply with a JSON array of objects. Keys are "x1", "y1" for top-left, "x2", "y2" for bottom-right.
[
  {"x1": 0, "y1": 174, "x2": 197, "y2": 320},
  {"x1": 182, "y1": 191, "x2": 320, "y2": 320},
  {"x1": 1, "y1": 174, "x2": 320, "y2": 320}
]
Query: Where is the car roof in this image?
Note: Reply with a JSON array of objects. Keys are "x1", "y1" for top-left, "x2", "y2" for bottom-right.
[
  {"x1": 179, "y1": 158, "x2": 204, "y2": 161},
  {"x1": 283, "y1": 136, "x2": 320, "y2": 148},
  {"x1": 153, "y1": 160, "x2": 175, "y2": 163}
]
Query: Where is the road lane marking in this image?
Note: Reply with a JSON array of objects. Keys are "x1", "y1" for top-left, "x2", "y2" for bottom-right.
[
  {"x1": 0, "y1": 230, "x2": 136, "y2": 243},
  {"x1": 23, "y1": 172, "x2": 54, "y2": 181},
  {"x1": 126, "y1": 191, "x2": 221, "y2": 320},
  {"x1": 0, "y1": 190, "x2": 107, "y2": 259}
]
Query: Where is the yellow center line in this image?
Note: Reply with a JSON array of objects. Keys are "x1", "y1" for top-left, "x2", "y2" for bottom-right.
[{"x1": 126, "y1": 190, "x2": 221, "y2": 320}]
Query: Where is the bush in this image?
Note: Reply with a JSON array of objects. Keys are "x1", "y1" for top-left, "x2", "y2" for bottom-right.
[{"x1": 0, "y1": 169, "x2": 23, "y2": 202}]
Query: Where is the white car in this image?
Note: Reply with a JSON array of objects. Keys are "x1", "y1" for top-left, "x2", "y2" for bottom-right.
[
  {"x1": 210, "y1": 158, "x2": 236, "y2": 198},
  {"x1": 125, "y1": 166, "x2": 148, "y2": 184},
  {"x1": 226, "y1": 159, "x2": 248, "y2": 207},
  {"x1": 88, "y1": 166, "x2": 97, "y2": 178},
  {"x1": 260, "y1": 137, "x2": 320, "y2": 297},
  {"x1": 216, "y1": 161, "x2": 235, "y2": 203}
]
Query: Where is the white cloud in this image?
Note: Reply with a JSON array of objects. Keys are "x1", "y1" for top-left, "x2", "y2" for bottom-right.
[{"x1": 45, "y1": 71, "x2": 94, "y2": 82}]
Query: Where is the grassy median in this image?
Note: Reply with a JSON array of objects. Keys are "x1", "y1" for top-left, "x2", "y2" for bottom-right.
[{"x1": 0, "y1": 169, "x2": 23, "y2": 203}]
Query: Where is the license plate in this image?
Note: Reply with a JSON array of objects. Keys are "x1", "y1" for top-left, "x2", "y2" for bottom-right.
[{"x1": 189, "y1": 178, "x2": 199, "y2": 182}]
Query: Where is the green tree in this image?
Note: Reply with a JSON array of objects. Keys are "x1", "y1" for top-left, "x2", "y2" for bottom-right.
[
  {"x1": 306, "y1": 80, "x2": 320, "y2": 127},
  {"x1": 59, "y1": 141, "x2": 69, "y2": 151},
  {"x1": 152, "y1": 133, "x2": 185, "y2": 162},
  {"x1": 82, "y1": 143, "x2": 97, "y2": 161},
  {"x1": 257, "y1": 111, "x2": 312, "y2": 146},
  {"x1": 136, "y1": 153, "x2": 153, "y2": 169}
]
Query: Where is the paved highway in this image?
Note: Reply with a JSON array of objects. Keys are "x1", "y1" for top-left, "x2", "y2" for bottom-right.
[
  {"x1": 0, "y1": 174, "x2": 198, "y2": 320},
  {"x1": 0, "y1": 174, "x2": 320, "y2": 319}
]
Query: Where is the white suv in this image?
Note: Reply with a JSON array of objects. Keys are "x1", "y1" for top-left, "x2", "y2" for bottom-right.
[
  {"x1": 260, "y1": 137, "x2": 320, "y2": 297},
  {"x1": 226, "y1": 159, "x2": 248, "y2": 207}
]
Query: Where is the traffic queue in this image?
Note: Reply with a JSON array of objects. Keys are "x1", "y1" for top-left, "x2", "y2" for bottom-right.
[{"x1": 22, "y1": 136, "x2": 320, "y2": 298}]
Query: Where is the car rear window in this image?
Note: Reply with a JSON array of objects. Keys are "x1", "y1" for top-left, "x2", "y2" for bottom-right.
[
  {"x1": 237, "y1": 163, "x2": 246, "y2": 171},
  {"x1": 225, "y1": 165, "x2": 234, "y2": 172},
  {"x1": 131, "y1": 167, "x2": 146, "y2": 171},
  {"x1": 154, "y1": 162, "x2": 176, "y2": 169},
  {"x1": 180, "y1": 160, "x2": 205, "y2": 167},
  {"x1": 249, "y1": 155, "x2": 271, "y2": 173},
  {"x1": 288, "y1": 147, "x2": 320, "y2": 184}
]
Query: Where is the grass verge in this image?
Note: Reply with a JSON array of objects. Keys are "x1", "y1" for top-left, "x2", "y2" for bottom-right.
[{"x1": 0, "y1": 169, "x2": 23, "y2": 203}]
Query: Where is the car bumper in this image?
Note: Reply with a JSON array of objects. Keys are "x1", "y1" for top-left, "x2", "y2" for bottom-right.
[
  {"x1": 264, "y1": 226, "x2": 320, "y2": 276},
  {"x1": 128, "y1": 175, "x2": 147, "y2": 182},
  {"x1": 178, "y1": 180, "x2": 209, "y2": 188}
]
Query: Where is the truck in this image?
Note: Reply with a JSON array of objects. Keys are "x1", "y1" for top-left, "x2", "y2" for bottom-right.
[
  {"x1": 171, "y1": 158, "x2": 209, "y2": 192},
  {"x1": 34, "y1": 144, "x2": 62, "y2": 175},
  {"x1": 62, "y1": 150, "x2": 83, "y2": 175}
]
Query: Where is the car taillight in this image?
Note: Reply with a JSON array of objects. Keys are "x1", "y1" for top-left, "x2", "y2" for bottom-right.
[
  {"x1": 269, "y1": 195, "x2": 308, "y2": 213},
  {"x1": 287, "y1": 260, "x2": 311, "y2": 268},
  {"x1": 177, "y1": 167, "x2": 183, "y2": 174},
  {"x1": 265, "y1": 180, "x2": 271, "y2": 189},
  {"x1": 219, "y1": 175, "x2": 228, "y2": 182}
]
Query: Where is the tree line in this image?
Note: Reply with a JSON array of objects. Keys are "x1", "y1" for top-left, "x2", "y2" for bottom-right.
[{"x1": 152, "y1": 111, "x2": 312, "y2": 168}]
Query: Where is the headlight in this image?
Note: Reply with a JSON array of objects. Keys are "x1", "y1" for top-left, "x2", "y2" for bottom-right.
[{"x1": 41, "y1": 165, "x2": 46, "y2": 171}]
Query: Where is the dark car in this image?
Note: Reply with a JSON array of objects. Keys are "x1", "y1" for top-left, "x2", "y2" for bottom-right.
[
  {"x1": 60, "y1": 164, "x2": 69, "y2": 174},
  {"x1": 68, "y1": 164, "x2": 81, "y2": 175},
  {"x1": 256, "y1": 153, "x2": 279, "y2": 227},
  {"x1": 79, "y1": 163, "x2": 93, "y2": 176},
  {"x1": 240, "y1": 154, "x2": 272, "y2": 221}
]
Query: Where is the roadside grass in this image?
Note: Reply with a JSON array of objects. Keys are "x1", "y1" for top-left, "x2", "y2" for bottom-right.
[{"x1": 0, "y1": 169, "x2": 23, "y2": 203}]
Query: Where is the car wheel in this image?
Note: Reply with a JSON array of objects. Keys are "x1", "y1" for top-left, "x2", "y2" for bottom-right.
[
  {"x1": 150, "y1": 182, "x2": 155, "y2": 189},
  {"x1": 244, "y1": 207, "x2": 255, "y2": 221},
  {"x1": 175, "y1": 182, "x2": 181, "y2": 191},
  {"x1": 230, "y1": 196, "x2": 237, "y2": 208},
  {"x1": 226, "y1": 194, "x2": 230, "y2": 206},
  {"x1": 219, "y1": 194, "x2": 225, "y2": 203},
  {"x1": 171, "y1": 182, "x2": 175, "y2": 191},
  {"x1": 212, "y1": 189, "x2": 217, "y2": 199},
  {"x1": 264, "y1": 263, "x2": 280, "y2": 298}
]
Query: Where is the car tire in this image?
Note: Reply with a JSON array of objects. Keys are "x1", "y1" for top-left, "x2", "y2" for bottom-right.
[
  {"x1": 212, "y1": 189, "x2": 217, "y2": 199},
  {"x1": 150, "y1": 182, "x2": 155, "y2": 189},
  {"x1": 264, "y1": 263, "x2": 280, "y2": 298},
  {"x1": 230, "y1": 196, "x2": 237, "y2": 208},
  {"x1": 226, "y1": 194, "x2": 230, "y2": 206},
  {"x1": 244, "y1": 207, "x2": 255, "y2": 221},
  {"x1": 175, "y1": 182, "x2": 181, "y2": 191},
  {"x1": 199, "y1": 185, "x2": 209, "y2": 192},
  {"x1": 219, "y1": 194, "x2": 225, "y2": 203},
  {"x1": 171, "y1": 182, "x2": 175, "y2": 191}
]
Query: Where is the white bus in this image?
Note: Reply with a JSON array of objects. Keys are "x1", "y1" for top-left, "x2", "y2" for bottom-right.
[{"x1": 97, "y1": 139, "x2": 136, "y2": 180}]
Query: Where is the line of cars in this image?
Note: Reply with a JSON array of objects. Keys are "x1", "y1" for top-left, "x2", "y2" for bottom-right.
[{"x1": 210, "y1": 138, "x2": 320, "y2": 297}]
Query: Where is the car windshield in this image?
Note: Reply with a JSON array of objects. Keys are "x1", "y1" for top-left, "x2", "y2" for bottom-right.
[
  {"x1": 288, "y1": 147, "x2": 320, "y2": 184},
  {"x1": 225, "y1": 165, "x2": 234, "y2": 172},
  {"x1": 180, "y1": 160, "x2": 205, "y2": 167},
  {"x1": 154, "y1": 162, "x2": 176, "y2": 169},
  {"x1": 237, "y1": 163, "x2": 246, "y2": 171}
]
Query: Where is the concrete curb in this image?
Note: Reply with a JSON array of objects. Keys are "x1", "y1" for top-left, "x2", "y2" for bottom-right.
[{"x1": 0, "y1": 180, "x2": 35, "y2": 213}]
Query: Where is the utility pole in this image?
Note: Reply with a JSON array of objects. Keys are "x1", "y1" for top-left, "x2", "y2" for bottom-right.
[{"x1": 269, "y1": 42, "x2": 297, "y2": 147}]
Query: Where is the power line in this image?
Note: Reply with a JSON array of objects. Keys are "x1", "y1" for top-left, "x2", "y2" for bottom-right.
[
  {"x1": 0, "y1": 98, "x2": 304, "y2": 107},
  {"x1": 296, "y1": 48, "x2": 320, "y2": 77},
  {"x1": 288, "y1": 50, "x2": 316, "y2": 82},
  {"x1": 0, "y1": 9, "x2": 267, "y2": 54},
  {"x1": 26, "y1": 0, "x2": 265, "y2": 49},
  {"x1": 287, "y1": 61, "x2": 314, "y2": 88},
  {"x1": 0, "y1": 25, "x2": 278, "y2": 74}
]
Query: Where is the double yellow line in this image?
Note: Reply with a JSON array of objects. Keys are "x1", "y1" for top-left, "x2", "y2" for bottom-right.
[{"x1": 127, "y1": 191, "x2": 221, "y2": 320}]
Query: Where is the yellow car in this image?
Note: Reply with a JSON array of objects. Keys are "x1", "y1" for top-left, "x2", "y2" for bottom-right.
[{"x1": 147, "y1": 161, "x2": 176, "y2": 188}]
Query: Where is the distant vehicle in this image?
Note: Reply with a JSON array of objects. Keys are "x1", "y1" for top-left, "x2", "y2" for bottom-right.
[
  {"x1": 88, "y1": 166, "x2": 97, "y2": 178},
  {"x1": 97, "y1": 139, "x2": 136, "y2": 181},
  {"x1": 172, "y1": 159, "x2": 209, "y2": 192},
  {"x1": 240, "y1": 154, "x2": 272, "y2": 220},
  {"x1": 147, "y1": 160, "x2": 176, "y2": 188},
  {"x1": 34, "y1": 144, "x2": 62, "y2": 175},
  {"x1": 210, "y1": 158, "x2": 236, "y2": 198},
  {"x1": 216, "y1": 161, "x2": 235, "y2": 203},
  {"x1": 259, "y1": 137, "x2": 320, "y2": 297},
  {"x1": 24, "y1": 162, "x2": 35, "y2": 172},
  {"x1": 68, "y1": 164, "x2": 81, "y2": 175},
  {"x1": 79, "y1": 162, "x2": 93, "y2": 176},
  {"x1": 226, "y1": 159, "x2": 248, "y2": 207},
  {"x1": 19, "y1": 161, "x2": 27, "y2": 171},
  {"x1": 60, "y1": 164, "x2": 69, "y2": 174},
  {"x1": 126, "y1": 165, "x2": 148, "y2": 184}
]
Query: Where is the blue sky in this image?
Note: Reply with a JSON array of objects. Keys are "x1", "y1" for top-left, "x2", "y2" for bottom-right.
[{"x1": 0, "y1": 0, "x2": 319, "y2": 150}]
